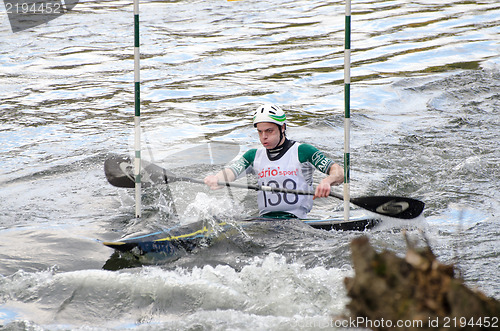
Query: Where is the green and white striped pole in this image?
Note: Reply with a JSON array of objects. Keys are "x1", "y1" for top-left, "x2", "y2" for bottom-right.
[
  {"x1": 133, "y1": 0, "x2": 141, "y2": 218},
  {"x1": 343, "y1": 0, "x2": 351, "y2": 221}
]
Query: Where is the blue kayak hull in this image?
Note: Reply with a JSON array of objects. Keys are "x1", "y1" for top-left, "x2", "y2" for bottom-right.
[{"x1": 103, "y1": 215, "x2": 379, "y2": 255}]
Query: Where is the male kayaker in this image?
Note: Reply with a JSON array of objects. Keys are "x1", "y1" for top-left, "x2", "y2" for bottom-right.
[{"x1": 204, "y1": 104, "x2": 344, "y2": 219}]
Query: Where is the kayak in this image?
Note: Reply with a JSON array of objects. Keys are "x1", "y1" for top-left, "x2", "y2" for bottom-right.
[{"x1": 103, "y1": 213, "x2": 380, "y2": 255}]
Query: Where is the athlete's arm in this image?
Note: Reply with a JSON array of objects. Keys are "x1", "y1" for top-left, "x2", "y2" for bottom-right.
[
  {"x1": 297, "y1": 143, "x2": 343, "y2": 199},
  {"x1": 204, "y1": 149, "x2": 256, "y2": 190}
]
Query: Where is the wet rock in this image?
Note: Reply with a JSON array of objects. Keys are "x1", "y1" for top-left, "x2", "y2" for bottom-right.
[{"x1": 343, "y1": 234, "x2": 500, "y2": 330}]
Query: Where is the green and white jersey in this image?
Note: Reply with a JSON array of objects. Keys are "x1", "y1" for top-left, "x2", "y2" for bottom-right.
[{"x1": 228, "y1": 141, "x2": 334, "y2": 218}]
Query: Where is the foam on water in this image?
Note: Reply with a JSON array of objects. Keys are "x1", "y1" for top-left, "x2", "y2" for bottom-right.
[{"x1": 0, "y1": 254, "x2": 352, "y2": 330}]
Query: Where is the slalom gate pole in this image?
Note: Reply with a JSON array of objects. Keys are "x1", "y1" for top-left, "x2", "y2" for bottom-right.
[
  {"x1": 134, "y1": 0, "x2": 142, "y2": 218},
  {"x1": 343, "y1": 0, "x2": 351, "y2": 222}
]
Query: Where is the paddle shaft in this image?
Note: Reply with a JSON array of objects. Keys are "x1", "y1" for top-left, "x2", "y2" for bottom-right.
[
  {"x1": 169, "y1": 175, "x2": 314, "y2": 195},
  {"x1": 173, "y1": 175, "x2": 356, "y2": 203}
]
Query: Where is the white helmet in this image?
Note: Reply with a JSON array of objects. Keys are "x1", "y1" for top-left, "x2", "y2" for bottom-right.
[{"x1": 253, "y1": 104, "x2": 286, "y2": 127}]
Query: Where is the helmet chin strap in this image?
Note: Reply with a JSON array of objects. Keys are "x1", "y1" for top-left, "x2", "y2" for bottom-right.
[{"x1": 277, "y1": 123, "x2": 286, "y2": 147}]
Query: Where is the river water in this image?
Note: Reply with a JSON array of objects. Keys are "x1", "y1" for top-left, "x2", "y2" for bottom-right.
[{"x1": 1, "y1": 0, "x2": 499, "y2": 329}]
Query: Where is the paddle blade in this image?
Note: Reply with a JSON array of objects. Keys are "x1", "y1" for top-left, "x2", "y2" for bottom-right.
[
  {"x1": 104, "y1": 155, "x2": 135, "y2": 188},
  {"x1": 351, "y1": 196, "x2": 425, "y2": 219}
]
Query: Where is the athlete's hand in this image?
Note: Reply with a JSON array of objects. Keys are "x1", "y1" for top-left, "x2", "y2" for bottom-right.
[
  {"x1": 313, "y1": 181, "x2": 332, "y2": 199},
  {"x1": 314, "y1": 165, "x2": 343, "y2": 199},
  {"x1": 204, "y1": 169, "x2": 236, "y2": 190},
  {"x1": 204, "y1": 175, "x2": 222, "y2": 190}
]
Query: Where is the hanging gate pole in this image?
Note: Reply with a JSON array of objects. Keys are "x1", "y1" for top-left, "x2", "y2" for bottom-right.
[
  {"x1": 134, "y1": 0, "x2": 142, "y2": 218},
  {"x1": 343, "y1": 0, "x2": 351, "y2": 221}
]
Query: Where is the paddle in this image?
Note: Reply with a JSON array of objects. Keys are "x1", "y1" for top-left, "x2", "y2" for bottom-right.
[{"x1": 104, "y1": 155, "x2": 425, "y2": 219}]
